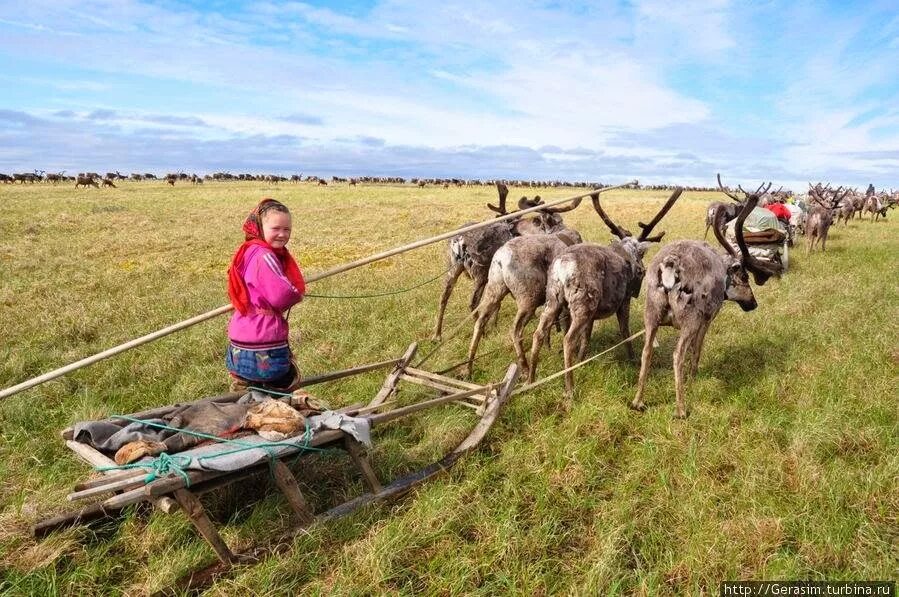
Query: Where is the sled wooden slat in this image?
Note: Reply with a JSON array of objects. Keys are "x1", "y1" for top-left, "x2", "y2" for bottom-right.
[
  {"x1": 271, "y1": 460, "x2": 314, "y2": 525},
  {"x1": 65, "y1": 440, "x2": 178, "y2": 514},
  {"x1": 344, "y1": 436, "x2": 383, "y2": 494},
  {"x1": 398, "y1": 374, "x2": 488, "y2": 404},
  {"x1": 404, "y1": 367, "x2": 483, "y2": 391},
  {"x1": 174, "y1": 489, "x2": 236, "y2": 564}
]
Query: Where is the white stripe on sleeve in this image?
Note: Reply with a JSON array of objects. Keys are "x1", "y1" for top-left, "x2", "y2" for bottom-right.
[{"x1": 262, "y1": 252, "x2": 298, "y2": 291}]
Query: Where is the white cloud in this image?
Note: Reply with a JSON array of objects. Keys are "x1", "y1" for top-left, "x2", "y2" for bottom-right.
[{"x1": 0, "y1": 0, "x2": 897, "y2": 188}]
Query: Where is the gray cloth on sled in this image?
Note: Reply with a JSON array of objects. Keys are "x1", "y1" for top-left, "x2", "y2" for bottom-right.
[
  {"x1": 176, "y1": 411, "x2": 372, "y2": 473},
  {"x1": 308, "y1": 411, "x2": 371, "y2": 447},
  {"x1": 71, "y1": 391, "x2": 278, "y2": 455},
  {"x1": 71, "y1": 396, "x2": 372, "y2": 474}
]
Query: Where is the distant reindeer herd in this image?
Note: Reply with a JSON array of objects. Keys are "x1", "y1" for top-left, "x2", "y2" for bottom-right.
[{"x1": 0, "y1": 169, "x2": 737, "y2": 192}]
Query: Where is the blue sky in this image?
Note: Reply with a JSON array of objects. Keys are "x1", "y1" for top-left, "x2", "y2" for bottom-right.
[{"x1": 1, "y1": 0, "x2": 897, "y2": 189}]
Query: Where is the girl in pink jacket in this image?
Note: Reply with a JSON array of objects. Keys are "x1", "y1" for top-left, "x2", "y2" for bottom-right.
[{"x1": 226, "y1": 199, "x2": 305, "y2": 392}]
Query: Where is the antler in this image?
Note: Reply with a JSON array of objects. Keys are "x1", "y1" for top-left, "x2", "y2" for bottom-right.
[
  {"x1": 737, "y1": 181, "x2": 772, "y2": 196},
  {"x1": 637, "y1": 187, "x2": 683, "y2": 242},
  {"x1": 807, "y1": 183, "x2": 829, "y2": 208},
  {"x1": 717, "y1": 173, "x2": 743, "y2": 202},
  {"x1": 487, "y1": 181, "x2": 509, "y2": 215},
  {"x1": 711, "y1": 204, "x2": 738, "y2": 259},
  {"x1": 590, "y1": 193, "x2": 631, "y2": 238},
  {"x1": 540, "y1": 195, "x2": 584, "y2": 213},
  {"x1": 830, "y1": 187, "x2": 851, "y2": 209},
  {"x1": 733, "y1": 195, "x2": 781, "y2": 285}
]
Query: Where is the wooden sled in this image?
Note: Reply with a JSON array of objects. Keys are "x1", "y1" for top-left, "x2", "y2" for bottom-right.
[{"x1": 39, "y1": 342, "x2": 518, "y2": 592}]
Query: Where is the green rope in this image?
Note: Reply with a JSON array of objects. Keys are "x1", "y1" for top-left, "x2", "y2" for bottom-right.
[
  {"x1": 99, "y1": 452, "x2": 193, "y2": 486},
  {"x1": 96, "y1": 413, "x2": 327, "y2": 482},
  {"x1": 305, "y1": 265, "x2": 450, "y2": 299}
]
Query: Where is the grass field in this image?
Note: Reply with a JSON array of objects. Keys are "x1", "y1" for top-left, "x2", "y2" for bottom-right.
[{"x1": 0, "y1": 181, "x2": 896, "y2": 595}]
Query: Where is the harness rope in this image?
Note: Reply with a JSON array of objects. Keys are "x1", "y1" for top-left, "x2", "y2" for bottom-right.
[
  {"x1": 512, "y1": 329, "x2": 646, "y2": 395},
  {"x1": 305, "y1": 265, "x2": 452, "y2": 300}
]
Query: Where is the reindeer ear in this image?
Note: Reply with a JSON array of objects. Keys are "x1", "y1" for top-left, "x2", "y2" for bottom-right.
[{"x1": 637, "y1": 241, "x2": 652, "y2": 255}]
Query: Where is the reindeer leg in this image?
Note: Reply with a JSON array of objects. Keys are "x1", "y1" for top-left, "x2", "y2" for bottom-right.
[
  {"x1": 616, "y1": 303, "x2": 634, "y2": 361},
  {"x1": 469, "y1": 267, "x2": 501, "y2": 330},
  {"x1": 577, "y1": 319, "x2": 594, "y2": 363},
  {"x1": 468, "y1": 272, "x2": 487, "y2": 312},
  {"x1": 433, "y1": 262, "x2": 464, "y2": 340},
  {"x1": 549, "y1": 307, "x2": 569, "y2": 352},
  {"x1": 528, "y1": 301, "x2": 561, "y2": 384},
  {"x1": 672, "y1": 324, "x2": 698, "y2": 419},
  {"x1": 510, "y1": 300, "x2": 538, "y2": 372},
  {"x1": 464, "y1": 286, "x2": 507, "y2": 379},
  {"x1": 562, "y1": 303, "x2": 596, "y2": 398},
  {"x1": 687, "y1": 322, "x2": 709, "y2": 378},
  {"x1": 562, "y1": 311, "x2": 590, "y2": 398},
  {"x1": 631, "y1": 324, "x2": 658, "y2": 412}
]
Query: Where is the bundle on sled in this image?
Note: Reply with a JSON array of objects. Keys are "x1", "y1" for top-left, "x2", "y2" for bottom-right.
[
  {"x1": 724, "y1": 205, "x2": 789, "y2": 273},
  {"x1": 39, "y1": 342, "x2": 519, "y2": 581}
]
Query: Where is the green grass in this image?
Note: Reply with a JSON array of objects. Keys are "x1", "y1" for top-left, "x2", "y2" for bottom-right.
[{"x1": 0, "y1": 181, "x2": 896, "y2": 595}]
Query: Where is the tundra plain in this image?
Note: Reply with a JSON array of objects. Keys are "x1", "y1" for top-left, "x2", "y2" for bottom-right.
[{"x1": 0, "y1": 181, "x2": 896, "y2": 595}]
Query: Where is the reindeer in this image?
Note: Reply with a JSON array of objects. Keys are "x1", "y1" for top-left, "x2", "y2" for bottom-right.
[
  {"x1": 703, "y1": 174, "x2": 766, "y2": 239},
  {"x1": 806, "y1": 183, "x2": 849, "y2": 253},
  {"x1": 527, "y1": 188, "x2": 683, "y2": 396},
  {"x1": 45, "y1": 171, "x2": 65, "y2": 184},
  {"x1": 862, "y1": 190, "x2": 885, "y2": 222},
  {"x1": 631, "y1": 194, "x2": 780, "y2": 418},
  {"x1": 75, "y1": 174, "x2": 99, "y2": 188},
  {"x1": 704, "y1": 201, "x2": 738, "y2": 239},
  {"x1": 432, "y1": 182, "x2": 581, "y2": 340},
  {"x1": 838, "y1": 189, "x2": 859, "y2": 224},
  {"x1": 463, "y1": 229, "x2": 580, "y2": 377},
  {"x1": 101, "y1": 177, "x2": 117, "y2": 188}
]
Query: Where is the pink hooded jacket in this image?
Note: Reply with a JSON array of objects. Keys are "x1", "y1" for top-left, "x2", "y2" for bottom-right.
[{"x1": 227, "y1": 244, "x2": 304, "y2": 347}]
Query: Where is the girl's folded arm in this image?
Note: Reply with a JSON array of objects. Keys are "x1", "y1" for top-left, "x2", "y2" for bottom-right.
[{"x1": 247, "y1": 250, "x2": 304, "y2": 311}]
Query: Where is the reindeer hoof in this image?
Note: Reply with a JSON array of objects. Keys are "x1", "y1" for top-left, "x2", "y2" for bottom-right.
[
  {"x1": 628, "y1": 400, "x2": 646, "y2": 412},
  {"x1": 673, "y1": 409, "x2": 689, "y2": 420}
]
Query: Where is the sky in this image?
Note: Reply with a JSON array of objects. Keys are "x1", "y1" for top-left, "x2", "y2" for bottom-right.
[{"x1": 1, "y1": 0, "x2": 897, "y2": 189}]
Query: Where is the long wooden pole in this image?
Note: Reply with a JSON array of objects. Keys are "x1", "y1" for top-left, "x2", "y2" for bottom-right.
[{"x1": 0, "y1": 181, "x2": 636, "y2": 401}]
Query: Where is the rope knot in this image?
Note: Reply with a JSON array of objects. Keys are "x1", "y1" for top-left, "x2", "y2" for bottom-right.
[{"x1": 144, "y1": 452, "x2": 192, "y2": 486}]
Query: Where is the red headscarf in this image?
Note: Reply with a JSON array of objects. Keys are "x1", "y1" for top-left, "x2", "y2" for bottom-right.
[{"x1": 228, "y1": 198, "x2": 305, "y2": 315}]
